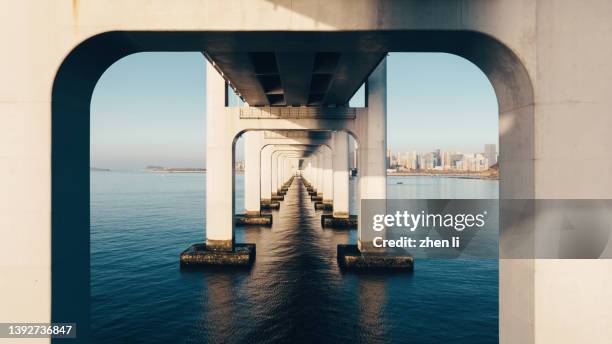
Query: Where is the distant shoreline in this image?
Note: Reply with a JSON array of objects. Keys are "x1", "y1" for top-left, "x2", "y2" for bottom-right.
[
  {"x1": 387, "y1": 172, "x2": 498, "y2": 180},
  {"x1": 145, "y1": 168, "x2": 245, "y2": 173},
  {"x1": 147, "y1": 168, "x2": 206, "y2": 173}
]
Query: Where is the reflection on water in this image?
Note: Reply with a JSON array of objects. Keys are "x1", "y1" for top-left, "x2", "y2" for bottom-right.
[{"x1": 91, "y1": 172, "x2": 498, "y2": 343}]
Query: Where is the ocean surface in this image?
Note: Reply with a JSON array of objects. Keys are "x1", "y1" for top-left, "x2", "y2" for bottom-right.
[{"x1": 91, "y1": 171, "x2": 499, "y2": 343}]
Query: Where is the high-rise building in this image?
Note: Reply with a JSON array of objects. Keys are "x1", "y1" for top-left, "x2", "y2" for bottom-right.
[
  {"x1": 484, "y1": 144, "x2": 497, "y2": 167},
  {"x1": 433, "y1": 149, "x2": 441, "y2": 167}
]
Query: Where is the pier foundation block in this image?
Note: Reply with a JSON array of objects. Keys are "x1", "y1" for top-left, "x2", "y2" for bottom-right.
[
  {"x1": 235, "y1": 213, "x2": 272, "y2": 226},
  {"x1": 321, "y1": 214, "x2": 357, "y2": 228},
  {"x1": 261, "y1": 200, "x2": 280, "y2": 210},
  {"x1": 314, "y1": 201, "x2": 333, "y2": 211},
  {"x1": 180, "y1": 243, "x2": 256, "y2": 267},
  {"x1": 337, "y1": 244, "x2": 413, "y2": 271}
]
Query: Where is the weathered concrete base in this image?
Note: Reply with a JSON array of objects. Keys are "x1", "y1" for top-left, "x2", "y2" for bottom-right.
[
  {"x1": 180, "y1": 243, "x2": 256, "y2": 267},
  {"x1": 337, "y1": 244, "x2": 413, "y2": 271},
  {"x1": 261, "y1": 201, "x2": 280, "y2": 210},
  {"x1": 314, "y1": 201, "x2": 333, "y2": 211},
  {"x1": 321, "y1": 214, "x2": 357, "y2": 228},
  {"x1": 235, "y1": 213, "x2": 272, "y2": 226},
  {"x1": 271, "y1": 194, "x2": 284, "y2": 201}
]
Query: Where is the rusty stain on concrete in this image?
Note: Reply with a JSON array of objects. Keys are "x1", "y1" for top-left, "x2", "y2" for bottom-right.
[{"x1": 72, "y1": 0, "x2": 79, "y2": 24}]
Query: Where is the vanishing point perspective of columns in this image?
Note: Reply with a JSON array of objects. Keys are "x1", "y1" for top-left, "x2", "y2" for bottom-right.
[{"x1": 181, "y1": 58, "x2": 408, "y2": 269}]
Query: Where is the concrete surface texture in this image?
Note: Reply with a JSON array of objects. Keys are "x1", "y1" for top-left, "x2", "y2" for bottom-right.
[{"x1": 1, "y1": 1, "x2": 612, "y2": 343}]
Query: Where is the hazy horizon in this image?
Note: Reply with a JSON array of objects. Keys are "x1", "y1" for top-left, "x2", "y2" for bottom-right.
[{"x1": 91, "y1": 52, "x2": 498, "y2": 170}]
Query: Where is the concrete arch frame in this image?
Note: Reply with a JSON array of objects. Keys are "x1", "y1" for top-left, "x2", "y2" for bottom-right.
[
  {"x1": 50, "y1": 31, "x2": 533, "y2": 341},
  {"x1": 4, "y1": 2, "x2": 612, "y2": 343},
  {"x1": 242, "y1": 129, "x2": 356, "y2": 222}
]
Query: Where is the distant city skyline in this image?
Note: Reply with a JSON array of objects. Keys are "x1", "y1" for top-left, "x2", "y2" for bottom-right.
[
  {"x1": 382, "y1": 144, "x2": 497, "y2": 172},
  {"x1": 91, "y1": 52, "x2": 498, "y2": 170}
]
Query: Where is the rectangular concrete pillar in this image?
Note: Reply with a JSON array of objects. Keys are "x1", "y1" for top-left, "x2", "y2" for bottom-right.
[
  {"x1": 244, "y1": 131, "x2": 262, "y2": 215},
  {"x1": 260, "y1": 145, "x2": 273, "y2": 203},
  {"x1": 305, "y1": 160, "x2": 311, "y2": 183},
  {"x1": 316, "y1": 152, "x2": 324, "y2": 195},
  {"x1": 279, "y1": 156, "x2": 286, "y2": 190},
  {"x1": 357, "y1": 58, "x2": 387, "y2": 252},
  {"x1": 205, "y1": 62, "x2": 234, "y2": 250},
  {"x1": 332, "y1": 131, "x2": 350, "y2": 218},
  {"x1": 271, "y1": 152, "x2": 279, "y2": 195},
  {"x1": 283, "y1": 158, "x2": 289, "y2": 184},
  {"x1": 322, "y1": 147, "x2": 333, "y2": 203}
]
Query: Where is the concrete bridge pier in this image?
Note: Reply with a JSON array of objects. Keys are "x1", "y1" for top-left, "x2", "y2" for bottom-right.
[
  {"x1": 311, "y1": 153, "x2": 321, "y2": 196},
  {"x1": 315, "y1": 150, "x2": 324, "y2": 200},
  {"x1": 270, "y1": 150, "x2": 283, "y2": 200},
  {"x1": 270, "y1": 144, "x2": 312, "y2": 202},
  {"x1": 338, "y1": 58, "x2": 412, "y2": 270},
  {"x1": 314, "y1": 145, "x2": 334, "y2": 210},
  {"x1": 235, "y1": 131, "x2": 273, "y2": 226},
  {"x1": 321, "y1": 132, "x2": 353, "y2": 227},
  {"x1": 278, "y1": 154, "x2": 291, "y2": 194},
  {"x1": 180, "y1": 63, "x2": 255, "y2": 266},
  {"x1": 331, "y1": 131, "x2": 350, "y2": 218},
  {"x1": 302, "y1": 159, "x2": 313, "y2": 190},
  {"x1": 260, "y1": 144, "x2": 280, "y2": 210},
  {"x1": 277, "y1": 153, "x2": 297, "y2": 193},
  {"x1": 322, "y1": 146, "x2": 334, "y2": 204},
  {"x1": 268, "y1": 144, "x2": 318, "y2": 199},
  {"x1": 281, "y1": 157, "x2": 297, "y2": 191}
]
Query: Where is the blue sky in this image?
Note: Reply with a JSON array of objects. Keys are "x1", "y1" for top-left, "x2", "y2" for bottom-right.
[{"x1": 91, "y1": 52, "x2": 497, "y2": 170}]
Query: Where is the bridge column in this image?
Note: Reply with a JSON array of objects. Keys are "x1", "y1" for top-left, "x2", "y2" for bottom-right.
[
  {"x1": 180, "y1": 62, "x2": 255, "y2": 266},
  {"x1": 236, "y1": 131, "x2": 272, "y2": 226},
  {"x1": 271, "y1": 151, "x2": 280, "y2": 196},
  {"x1": 304, "y1": 158, "x2": 313, "y2": 190},
  {"x1": 278, "y1": 155, "x2": 286, "y2": 193},
  {"x1": 321, "y1": 133, "x2": 352, "y2": 224},
  {"x1": 322, "y1": 146, "x2": 333, "y2": 204},
  {"x1": 332, "y1": 131, "x2": 349, "y2": 218},
  {"x1": 316, "y1": 150, "x2": 324, "y2": 197},
  {"x1": 312, "y1": 153, "x2": 319, "y2": 194},
  {"x1": 306, "y1": 156, "x2": 314, "y2": 189},
  {"x1": 204, "y1": 62, "x2": 234, "y2": 251},
  {"x1": 244, "y1": 131, "x2": 263, "y2": 216},
  {"x1": 338, "y1": 58, "x2": 410, "y2": 269},
  {"x1": 357, "y1": 58, "x2": 387, "y2": 252},
  {"x1": 260, "y1": 145, "x2": 274, "y2": 205}
]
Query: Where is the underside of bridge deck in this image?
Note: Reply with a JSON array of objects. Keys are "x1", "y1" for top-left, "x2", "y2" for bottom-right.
[{"x1": 202, "y1": 32, "x2": 386, "y2": 107}]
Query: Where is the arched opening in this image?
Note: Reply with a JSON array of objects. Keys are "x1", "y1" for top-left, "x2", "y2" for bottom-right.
[
  {"x1": 383, "y1": 52, "x2": 500, "y2": 340},
  {"x1": 55, "y1": 31, "x2": 534, "y2": 342}
]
